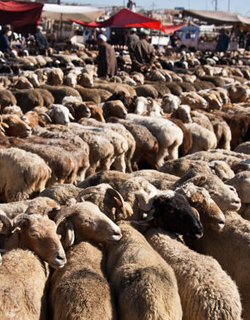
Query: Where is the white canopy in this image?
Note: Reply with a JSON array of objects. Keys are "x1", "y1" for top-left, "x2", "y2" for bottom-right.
[{"x1": 42, "y1": 4, "x2": 104, "y2": 22}]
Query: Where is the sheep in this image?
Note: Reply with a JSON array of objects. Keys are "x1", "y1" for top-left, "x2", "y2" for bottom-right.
[
  {"x1": 0, "y1": 211, "x2": 67, "y2": 320},
  {"x1": 102, "y1": 100, "x2": 128, "y2": 119},
  {"x1": 78, "y1": 118, "x2": 136, "y2": 173},
  {"x1": 126, "y1": 114, "x2": 183, "y2": 167},
  {"x1": 0, "y1": 249, "x2": 50, "y2": 320},
  {"x1": 180, "y1": 91, "x2": 208, "y2": 110},
  {"x1": 8, "y1": 137, "x2": 80, "y2": 185},
  {"x1": 184, "y1": 122, "x2": 217, "y2": 153},
  {"x1": 38, "y1": 184, "x2": 82, "y2": 206},
  {"x1": 68, "y1": 122, "x2": 115, "y2": 177},
  {"x1": 46, "y1": 104, "x2": 74, "y2": 125},
  {"x1": 184, "y1": 149, "x2": 248, "y2": 169},
  {"x1": 0, "y1": 147, "x2": 51, "y2": 202},
  {"x1": 186, "y1": 210, "x2": 250, "y2": 320},
  {"x1": 49, "y1": 201, "x2": 123, "y2": 320},
  {"x1": 24, "y1": 134, "x2": 89, "y2": 182},
  {"x1": 134, "y1": 84, "x2": 159, "y2": 99},
  {"x1": 226, "y1": 170, "x2": 250, "y2": 219},
  {"x1": 62, "y1": 95, "x2": 91, "y2": 121},
  {"x1": 77, "y1": 170, "x2": 131, "y2": 190},
  {"x1": 50, "y1": 241, "x2": 117, "y2": 320},
  {"x1": 1, "y1": 114, "x2": 32, "y2": 138},
  {"x1": 0, "y1": 211, "x2": 66, "y2": 268},
  {"x1": 46, "y1": 67, "x2": 64, "y2": 86},
  {"x1": 75, "y1": 85, "x2": 112, "y2": 104},
  {"x1": 107, "y1": 117, "x2": 159, "y2": 170},
  {"x1": 145, "y1": 228, "x2": 242, "y2": 320},
  {"x1": 161, "y1": 93, "x2": 181, "y2": 113},
  {"x1": 0, "y1": 196, "x2": 59, "y2": 219},
  {"x1": 129, "y1": 169, "x2": 177, "y2": 192},
  {"x1": 160, "y1": 158, "x2": 234, "y2": 182},
  {"x1": 173, "y1": 161, "x2": 241, "y2": 212},
  {"x1": 40, "y1": 84, "x2": 82, "y2": 104},
  {"x1": 105, "y1": 221, "x2": 183, "y2": 320},
  {"x1": 0, "y1": 89, "x2": 17, "y2": 110},
  {"x1": 132, "y1": 96, "x2": 163, "y2": 117},
  {"x1": 11, "y1": 88, "x2": 44, "y2": 112},
  {"x1": 164, "y1": 81, "x2": 183, "y2": 96}
]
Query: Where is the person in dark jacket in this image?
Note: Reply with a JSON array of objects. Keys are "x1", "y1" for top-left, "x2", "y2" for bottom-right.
[
  {"x1": 126, "y1": 28, "x2": 139, "y2": 49},
  {"x1": 0, "y1": 25, "x2": 12, "y2": 54},
  {"x1": 35, "y1": 26, "x2": 48, "y2": 55},
  {"x1": 129, "y1": 28, "x2": 155, "y2": 73},
  {"x1": 216, "y1": 28, "x2": 230, "y2": 52},
  {"x1": 96, "y1": 33, "x2": 117, "y2": 79}
]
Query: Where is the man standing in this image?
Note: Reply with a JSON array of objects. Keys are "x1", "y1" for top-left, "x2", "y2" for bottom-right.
[
  {"x1": 129, "y1": 28, "x2": 155, "y2": 73},
  {"x1": 35, "y1": 26, "x2": 48, "y2": 55},
  {"x1": 0, "y1": 25, "x2": 12, "y2": 54},
  {"x1": 96, "y1": 33, "x2": 117, "y2": 79},
  {"x1": 126, "y1": 28, "x2": 139, "y2": 49},
  {"x1": 216, "y1": 28, "x2": 230, "y2": 52}
]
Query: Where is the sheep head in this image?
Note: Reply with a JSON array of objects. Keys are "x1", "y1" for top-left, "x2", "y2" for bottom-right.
[
  {"x1": 54, "y1": 202, "x2": 122, "y2": 249},
  {"x1": 12, "y1": 213, "x2": 66, "y2": 269},
  {"x1": 136, "y1": 190, "x2": 203, "y2": 240}
]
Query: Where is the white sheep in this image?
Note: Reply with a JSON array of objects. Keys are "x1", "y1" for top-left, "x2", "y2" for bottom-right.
[
  {"x1": 126, "y1": 114, "x2": 183, "y2": 167},
  {"x1": 145, "y1": 228, "x2": 242, "y2": 320},
  {"x1": 0, "y1": 147, "x2": 51, "y2": 202},
  {"x1": 105, "y1": 221, "x2": 183, "y2": 320},
  {"x1": 187, "y1": 210, "x2": 250, "y2": 320},
  {"x1": 49, "y1": 201, "x2": 122, "y2": 320}
]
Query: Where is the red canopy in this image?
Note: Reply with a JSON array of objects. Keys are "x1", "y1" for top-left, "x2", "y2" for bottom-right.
[
  {"x1": 0, "y1": 1, "x2": 43, "y2": 33},
  {"x1": 163, "y1": 24, "x2": 185, "y2": 34},
  {"x1": 71, "y1": 8, "x2": 165, "y2": 32}
]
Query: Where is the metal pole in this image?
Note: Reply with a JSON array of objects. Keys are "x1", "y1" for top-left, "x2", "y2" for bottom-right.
[
  {"x1": 228, "y1": 0, "x2": 230, "y2": 11},
  {"x1": 215, "y1": 0, "x2": 218, "y2": 11}
]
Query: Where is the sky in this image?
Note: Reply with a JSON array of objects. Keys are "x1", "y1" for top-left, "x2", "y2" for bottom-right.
[{"x1": 67, "y1": 0, "x2": 249, "y2": 17}]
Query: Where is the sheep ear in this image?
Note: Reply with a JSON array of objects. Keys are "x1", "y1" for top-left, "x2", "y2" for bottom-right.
[
  {"x1": 69, "y1": 113, "x2": 75, "y2": 120},
  {"x1": 63, "y1": 221, "x2": 75, "y2": 250}
]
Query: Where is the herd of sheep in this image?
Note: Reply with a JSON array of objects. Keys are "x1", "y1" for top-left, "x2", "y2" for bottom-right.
[{"x1": 0, "y1": 45, "x2": 250, "y2": 319}]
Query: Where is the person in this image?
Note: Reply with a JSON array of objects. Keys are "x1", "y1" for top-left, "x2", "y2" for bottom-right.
[
  {"x1": 96, "y1": 33, "x2": 117, "y2": 79},
  {"x1": 35, "y1": 26, "x2": 48, "y2": 55},
  {"x1": 216, "y1": 28, "x2": 230, "y2": 52},
  {"x1": 170, "y1": 31, "x2": 180, "y2": 48},
  {"x1": 127, "y1": 0, "x2": 136, "y2": 11},
  {"x1": 245, "y1": 33, "x2": 250, "y2": 51},
  {"x1": 126, "y1": 27, "x2": 139, "y2": 49},
  {"x1": 129, "y1": 28, "x2": 155, "y2": 73},
  {"x1": 86, "y1": 29, "x2": 96, "y2": 49},
  {"x1": 0, "y1": 25, "x2": 12, "y2": 54}
]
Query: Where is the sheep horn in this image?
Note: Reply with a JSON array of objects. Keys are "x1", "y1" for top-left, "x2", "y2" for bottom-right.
[
  {"x1": 43, "y1": 206, "x2": 60, "y2": 216},
  {"x1": 0, "y1": 212, "x2": 13, "y2": 235},
  {"x1": 76, "y1": 187, "x2": 97, "y2": 202},
  {"x1": 12, "y1": 214, "x2": 32, "y2": 230},
  {"x1": 38, "y1": 112, "x2": 52, "y2": 123},
  {"x1": 54, "y1": 207, "x2": 77, "y2": 228}
]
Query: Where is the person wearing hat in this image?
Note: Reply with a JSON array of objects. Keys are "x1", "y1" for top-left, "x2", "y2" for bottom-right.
[
  {"x1": 126, "y1": 28, "x2": 139, "y2": 49},
  {"x1": 96, "y1": 33, "x2": 117, "y2": 79},
  {"x1": 129, "y1": 28, "x2": 155, "y2": 73},
  {"x1": 35, "y1": 26, "x2": 48, "y2": 55},
  {"x1": 0, "y1": 25, "x2": 12, "y2": 54}
]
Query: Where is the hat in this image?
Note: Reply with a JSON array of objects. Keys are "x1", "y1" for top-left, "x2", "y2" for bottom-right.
[
  {"x1": 131, "y1": 28, "x2": 137, "y2": 32},
  {"x1": 98, "y1": 33, "x2": 107, "y2": 42},
  {"x1": 101, "y1": 28, "x2": 106, "y2": 32},
  {"x1": 139, "y1": 28, "x2": 150, "y2": 36}
]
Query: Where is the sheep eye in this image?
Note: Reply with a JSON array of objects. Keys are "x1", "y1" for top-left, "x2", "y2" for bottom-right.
[{"x1": 30, "y1": 233, "x2": 40, "y2": 238}]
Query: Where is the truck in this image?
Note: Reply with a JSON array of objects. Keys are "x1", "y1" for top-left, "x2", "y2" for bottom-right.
[{"x1": 176, "y1": 25, "x2": 238, "y2": 52}]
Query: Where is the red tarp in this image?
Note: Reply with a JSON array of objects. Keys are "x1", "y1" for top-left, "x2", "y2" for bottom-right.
[
  {"x1": 71, "y1": 8, "x2": 165, "y2": 32},
  {"x1": 163, "y1": 24, "x2": 185, "y2": 34},
  {"x1": 0, "y1": 1, "x2": 43, "y2": 33}
]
